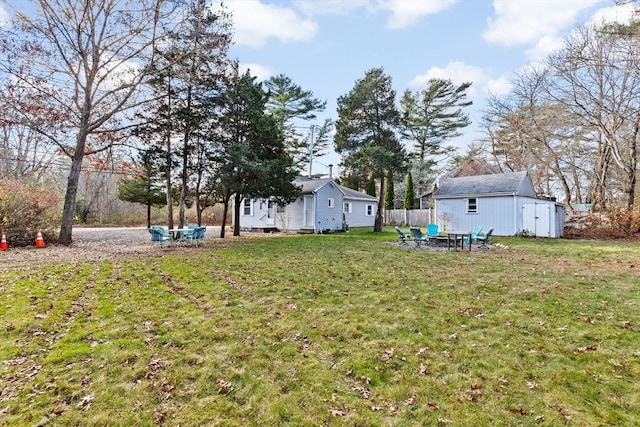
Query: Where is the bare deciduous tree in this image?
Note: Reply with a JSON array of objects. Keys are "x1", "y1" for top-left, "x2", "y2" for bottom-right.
[{"x1": 0, "y1": 0, "x2": 169, "y2": 244}]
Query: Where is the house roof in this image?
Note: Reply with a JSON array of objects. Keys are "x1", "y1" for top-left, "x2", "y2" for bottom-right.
[
  {"x1": 295, "y1": 177, "x2": 377, "y2": 202},
  {"x1": 434, "y1": 170, "x2": 532, "y2": 198}
]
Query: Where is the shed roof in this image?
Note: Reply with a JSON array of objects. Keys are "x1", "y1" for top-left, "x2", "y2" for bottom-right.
[{"x1": 434, "y1": 170, "x2": 532, "y2": 198}]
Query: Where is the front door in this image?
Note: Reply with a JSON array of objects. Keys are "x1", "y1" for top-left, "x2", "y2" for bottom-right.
[
  {"x1": 266, "y1": 200, "x2": 275, "y2": 225},
  {"x1": 304, "y1": 196, "x2": 314, "y2": 228}
]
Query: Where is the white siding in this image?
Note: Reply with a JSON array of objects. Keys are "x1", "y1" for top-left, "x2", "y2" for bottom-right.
[
  {"x1": 435, "y1": 196, "x2": 517, "y2": 236},
  {"x1": 435, "y1": 195, "x2": 564, "y2": 237},
  {"x1": 314, "y1": 184, "x2": 344, "y2": 232}
]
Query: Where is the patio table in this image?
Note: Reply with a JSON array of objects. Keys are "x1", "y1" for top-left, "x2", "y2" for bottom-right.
[
  {"x1": 168, "y1": 228, "x2": 191, "y2": 244},
  {"x1": 443, "y1": 231, "x2": 472, "y2": 251}
]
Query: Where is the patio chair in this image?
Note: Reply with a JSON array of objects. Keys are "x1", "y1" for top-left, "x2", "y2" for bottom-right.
[
  {"x1": 466, "y1": 224, "x2": 483, "y2": 244},
  {"x1": 476, "y1": 227, "x2": 494, "y2": 248},
  {"x1": 409, "y1": 227, "x2": 429, "y2": 247},
  {"x1": 182, "y1": 225, "x2": 206, "y2": 247},
  {"x1": 149, "y1": 226, "x2": 173, "y2": 248},
  {"x1": 426, "y1": 223, "x2": 439, "y2": 237},
  {"x1": 395, "y1": 226, "x2": 411, "y2": 245}
]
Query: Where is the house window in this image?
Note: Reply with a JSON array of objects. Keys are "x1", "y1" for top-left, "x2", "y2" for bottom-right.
[
  {"x1": 242, "y1": 199, "x2": 253, "y2": 216},
  {"x1": 366, "y1": 204, "x2": 374, "y2": 216},
  {"x1": 467, "y1": 198, "x2": 477, "y2": 213},
  {"x1": 343, "y1": 202, "x2": 352, "y2": 213},
  {"x1": 328, "y1": 198, "x2": 334, "y2": 208}
]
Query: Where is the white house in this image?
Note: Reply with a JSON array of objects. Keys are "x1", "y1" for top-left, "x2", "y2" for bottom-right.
[
  {"x1": 238, "y1": 177, "x2": 378, "y2": 233},
  {"x1": 433, "y1": 170, "x2": 565, "y2": 237}
]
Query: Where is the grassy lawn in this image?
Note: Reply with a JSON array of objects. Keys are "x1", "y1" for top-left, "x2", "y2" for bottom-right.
[{"x1": 1, "y1": 228, "x2": 639, "y2": 426}]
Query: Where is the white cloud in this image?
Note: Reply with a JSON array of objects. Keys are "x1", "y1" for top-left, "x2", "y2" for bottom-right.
[
  {"x1": 525, "y1": 34, "x2": 566, "y2": 63},
  {"x1": 227, "y1": 0, "x2": 318, "y2": 48},
  {"x1": 588, "y1": 3, "x2": 634, "y2": 27},
  {"x1": 380, "y1": 0, "x2": 459, "y2": 29},
  {"x1": 483, "y1": 0, "x2": 604, "y2": 47},
  {"x1": 485, "y1": 75, "x2": 512, "y2": 97},
  {"x1": 238, "y1": 63, "x2": 274, "y2": 82},
  {"x1": 295, "y1": 0, "x2": 458, "y2": 29},
  {"x1": 293, "y1": 0, "x2": 373, "y2": 16},
  {"x1": 409, "y1": 61, "x2": 487, "y2": 98}
]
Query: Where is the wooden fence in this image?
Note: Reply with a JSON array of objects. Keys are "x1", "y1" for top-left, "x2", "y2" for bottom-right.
[{"x1": 384, "y1": 209, "x2": 433, "y2": 227}]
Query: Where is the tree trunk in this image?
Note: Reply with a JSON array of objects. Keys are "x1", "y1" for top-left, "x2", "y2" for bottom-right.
[
  {"x1": 220, "y1": 193, "x2": 230, "y2": 238},
  {"x1": 233, "y1": 193, "x2": 241, "y2": 236},
  {"x1": 374, "y1": 175, "x2": 385, "y2": 232},
  {"x1": 146, "y1": 202, "x2": 151, "y2": 229},
  {"x1": 58, "y1": 152, "x2": 84, "y2": 245}
]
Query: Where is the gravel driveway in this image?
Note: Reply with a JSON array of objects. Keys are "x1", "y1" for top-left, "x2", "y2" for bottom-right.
[{"x1": 1, "y1": 226, "x2": 218, "y2": 269}]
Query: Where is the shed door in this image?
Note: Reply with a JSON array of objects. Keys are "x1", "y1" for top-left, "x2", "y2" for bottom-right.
[{"x1": 523, "y1": 203, "x2": 550, "y2": 237}]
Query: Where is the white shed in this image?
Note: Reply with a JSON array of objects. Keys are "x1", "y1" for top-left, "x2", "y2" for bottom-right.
[{"x1": 433, "y1": 171, "x2": 565, "y2": 237}]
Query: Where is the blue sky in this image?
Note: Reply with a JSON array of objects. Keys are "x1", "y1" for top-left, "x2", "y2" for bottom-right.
[{"x1": 227, "y1": 0, "x2": 634, "y2": 175}]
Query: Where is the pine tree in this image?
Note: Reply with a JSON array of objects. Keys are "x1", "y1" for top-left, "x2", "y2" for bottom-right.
[
  {"x1": 335, "y1": 67, "x2": 408, "y2": 232},
  {"x1": 404, "y1": 172, "x2": 416, "y2": 209},
  {"x1": 384, "y1": 170, "x2": 395, "y2": 209},
  {"x1": 366, "y1": 178, "x2": 377, "y2": 196}
]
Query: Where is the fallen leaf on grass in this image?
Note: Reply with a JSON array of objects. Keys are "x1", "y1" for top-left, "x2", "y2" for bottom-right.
[
  {"x1": 509, "y1": 407, "x2": 527, "y2": 415},
  {"x1": 329, "y1": 407, "x2": 345, "y2": 417},
  {"x1": 415, "y1": 347, "x2": 433, "y2": 356},
  {"x1": 418, "y1": 363, "x2": 427, "y2": 375},
  {"x1": 555, "y1": 406, "x2": 571, "y2": 419},
  {"x1": 216, "y1": 378, "x2": 232, "y2": 394},
  {"x1": 404, "y1": 394, "x2": 417, "y2": 405},
  {"x1": 76, "y1": 393, "x2": 93, "y2": 409},
  {"x1": 428, "y1": 402, "x2": 439, "y2": 410},
  {"x1": 381, "y1": 347, "x2": 394, "y2": 361},
  {"x1": 621, "y1": 321, "x2": 634, "y2": 329},
  {"x1": 577, "y1": 346, "x2": 597, "y2": 352},
  {"x1": 609, "y1": 359, "x2": 624, "y2": 368},
  {"x1": 527, "y1": 381, "x2": 538, "y2": 389},
  {"x1": 371, "y1": 406, "x2": 382, "y2": 411}
]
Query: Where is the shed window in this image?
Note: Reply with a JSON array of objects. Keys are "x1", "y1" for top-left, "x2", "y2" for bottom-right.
[
  {"x1": 328, "y1": 198, "x2": 335, "y2": 208},
  {"x1": 366, "y1": 204, "x2": 374, "y2": 216},
  {"x1": 467, "y1": 198, "x2": 477, "y2": 213},
  {"x1": 343, "y1": 202, "x2": 352, "y2": 213}
]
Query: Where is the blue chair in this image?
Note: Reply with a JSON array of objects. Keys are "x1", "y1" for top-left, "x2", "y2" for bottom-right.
[
  {"x1": 476, "y1": 228, "x2": 494, "y2": 248},
  {"x1": 149, "y1": 226, "x2": 173, "y2": 248},
  {"x1": 395, "y1": 226, "x2": 411, "y2": 245},
  {"x1": 184, "y1": 226, "x2": 206, "y2": 247},
  {"x1": 426, "y1": 223, "x2": 439, "y2": 237},
  {"x1": 409, "y1": 227, "x2": 429, "y2": 247},
  {"x1": 466, "y1": 225, "x2": 483, "y2": 244}
]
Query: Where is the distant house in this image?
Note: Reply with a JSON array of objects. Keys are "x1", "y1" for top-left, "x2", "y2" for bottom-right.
[
  {"x1": 237, "y1": 177, "x2": 378, "y2": 233},
  {"x1": 433, "y1": 170, "x2": 565, "y2": 237}
]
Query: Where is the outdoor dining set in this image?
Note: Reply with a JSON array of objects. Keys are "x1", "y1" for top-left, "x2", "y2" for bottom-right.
[
  {"x1": 395, "y1": 224, "x2": 494, "y2": 251},
  {"x1": 148, "y1": 225, "x2": 207, "y2": 248}
]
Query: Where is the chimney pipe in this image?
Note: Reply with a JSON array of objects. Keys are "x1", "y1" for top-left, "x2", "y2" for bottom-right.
[{"x1": 328, "y1": 164, "x2": 333, "y2": 179}]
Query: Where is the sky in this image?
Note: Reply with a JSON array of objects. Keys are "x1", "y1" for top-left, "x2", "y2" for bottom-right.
[
  {"x1": 0, "y1": 0, "x2": 634, "y2": 177},
  {"x1": 226, "y1": 0, "x2": 635, "y2": 176}
]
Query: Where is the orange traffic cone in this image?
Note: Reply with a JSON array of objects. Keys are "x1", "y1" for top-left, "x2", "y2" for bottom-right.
[
  {"x1": 0, "y1": 231, "x2": 7, "y2": 251},
  {"x1": 35, "y1": 231, "x2": 45, "y2": 248}
]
